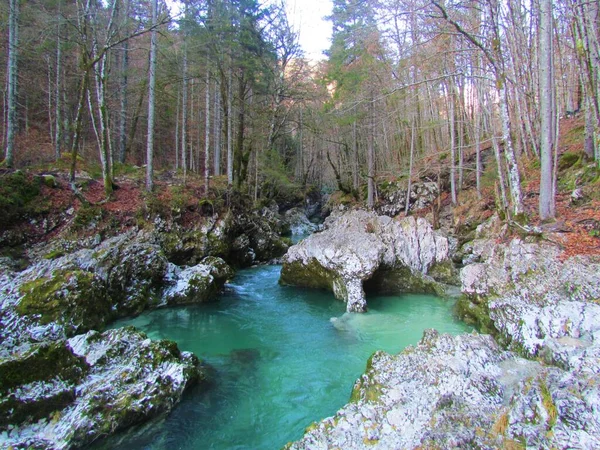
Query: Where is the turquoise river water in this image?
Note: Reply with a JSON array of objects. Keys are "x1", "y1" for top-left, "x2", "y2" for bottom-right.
[{"x1": 101, "y1": 264, "x2": 470, "y2": 450}]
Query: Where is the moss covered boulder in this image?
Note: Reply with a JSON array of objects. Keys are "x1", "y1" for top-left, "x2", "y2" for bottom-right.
[
  {"x1": 1, "y1": 327, "x2": 205, "y2": 449},
  {"x1": 0, "y1": 341, "x2": 88, "y2": 428},
  {"x1": 16, "y1": 269, "x2": 111, "y2": 336},
  {"x1": 163, "y1": 257, "x2": 233, "y2": 305}
]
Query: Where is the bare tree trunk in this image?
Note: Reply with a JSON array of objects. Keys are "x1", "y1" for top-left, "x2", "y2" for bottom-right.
[
  {"x1": 118, "y1": 0, "x2": 130, "y2": 164},
  {"x1": 227, "y1": 66, "x2": 233, "y2": 187},
  {"x1": 405, "y1": 117, "x2": 415, "y2": 215},
  {"x1": 499, "y1": 83, "x2": 523, "y2": 217},
  {"x1": 146, "y1": 0, "x2": 158, "y2": 192},
  {"x1": 367, "y1": 93, "x2": 375, "y2": 209},
  {"x1": 181, "y1": 9, "x2": 189, "y2": 182},
  {"x1": 213, "y1": 78, "x2": 221, "y2": 175},
  {"x1": 54, "y1": 11, "x2": 63, "y2": 161},
  {"x1": 539, "y1": 0, "x2": 556, "y2": 220},
  {"x1": 491, "y1": 134, "x2": 509, "y2": 213},
  {"x1": 352, "y1": 118, "x2": 359, "y2": 191},
  {"x1": 4, "y1": 0, "x2": 18, "y2": 167},
  {"x1": 585, "y1": 93, "x2": 596, "y2": 159},
  {"x1": 448, "y1": 81, "x2": 457, "y2": 205},
  {"x1": 204, "y1": 63, "x2": 211, "y2": 190},
  {"x1": 175, "y1": 87, "x2": 180, "y2": 170}
]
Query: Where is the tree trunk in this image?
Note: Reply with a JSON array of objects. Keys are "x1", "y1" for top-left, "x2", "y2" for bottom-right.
[
  {"x1": 448, "y1": 81, "x2": 457, "y2": 205},
  {"x1": 4, "y1": 0, "x2": 18, "y2": 167},
  {"x1": 499, "y1": 82, "x2": 524, "y2": 217},
  {"x1": 204, "y1": 63, "x2": 211, "y2": 190},
  {"x1": 405, "y1": 117, "x2": 415, "y2": 215},
  {"x1": 146, "y1": 0, "x2": 158, "y2": 192},
  {"x1": 54, "y1": 12, "x2": 63, "y2": 161},
  {"x1": 539, "y1": 0, "x2": 555, "y2": 220},
  {"x1": 118, "y1": 34, "x2": 129, "y2": 163},
  {"x1": 227, "y1": 66, "x2": 233, "y2": 187},
  {"x1": 213, "y1": 79, "x2": 221, "y2": 175},
  {"x1": 367, "y1": 93, "x2": 375, "y2": 209}
]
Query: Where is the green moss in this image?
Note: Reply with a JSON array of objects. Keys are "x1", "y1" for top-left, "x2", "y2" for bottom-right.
[
  {"x1": 429, "y1": 260, "x2": 459, "y2": 285},
  {"x1": 539, "y1": 377, "x2": 557, "y2": 430},
  {"x1": 349, "y1": 352, "x2": 383, "y2": 404},
  {"x1": 279, "y1": 259, "x2": 337, "y2": 292},
  {"x1": 17, "y1": 270, "x2": 112, "y2": 336},
  {"x1": 43, "y1": 249, "x2": 66, "y2": 260},
  {"x1": 0, "y1": 171, "x2": 45, "y2": 228},
  {"x1": 72, "y1": 205, "x2": 104, "y2": 230},
  {"x1": 558, "y1": 151, "x2": 583, "y2": 171},
  {"x1": 0, "y1": 342, "x2": 89, "y2": 427},
  {"x1": 364, "y1": 266, "x2": 446, "y2": 297},
  {"x1": 455, "y1": 295, "x2": 498, "y2": 335}
]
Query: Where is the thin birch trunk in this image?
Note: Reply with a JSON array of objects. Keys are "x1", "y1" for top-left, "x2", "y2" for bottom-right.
[
  {"x1": 55, "y1": 14, "x2": 63, "y2": 161},
  {"x1": 204, "y1": 63, "x2": 211, "y2": 190},
  {"x1": 4, "y1": 0, "x2": 18, "y2": 167},
  {"x1": 405, "y1": 117, "x2": 415, "y2": 215},
  {"x1": 146, "y1": 0, "x2": 158, "y2": 192},
  {"x1": 227, "y1": 66, "x2": 233, "y2": 187}
]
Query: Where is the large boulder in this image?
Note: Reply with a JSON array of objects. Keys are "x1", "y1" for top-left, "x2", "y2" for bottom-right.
[
  {"x1": 288, "y1": 330, "x2": 600, "y2": 449},
  {"x1": 1, "y1": 327, "x2": 203, "y2": 449},
  {"x1": 458, "y1": 236, "x2": 600, "y2": 364},
  {"x1": 162, "y1": 256, "x2": 234, "y2": 305},
  {"x1": 280, "y1": 210, "x2": 450, "y2": 312},
  {"x1": 282, "y1": 207, "x2": 318, "y2": 237}
]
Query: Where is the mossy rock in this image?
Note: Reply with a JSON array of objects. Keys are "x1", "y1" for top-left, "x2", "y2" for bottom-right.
[
  {"x1": 0, "y1": 171, "x2": 44, "y2": 228},
  {"x1": 0, "y1": 341, "x2": 88, "y2": 427},
  {"x1": 428, "y1": 260, "x2": 460, "y2": 285},
  {"x1": 17, "y1": 269, "x2": 112, "y2": 336},
  {"x1": 201, "y1": 256, "x2": 235, "y2": 282},
  {"x1": 104, "y1": 244, "x2": 168, "y2": 316},
  {"x1": 364, "y1": 266, "x2": 446, "y2": 297},
  {"x1": 280, "y1": 258, "x2": 338, "y2": 291},
  {"x1": 455, "y1": 295, "x2": 497, "y2": 335}
]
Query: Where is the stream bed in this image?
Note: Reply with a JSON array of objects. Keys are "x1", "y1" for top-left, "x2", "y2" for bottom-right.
[{"x1": 101, "y1": 264, "x2": 470, "y2": 450}]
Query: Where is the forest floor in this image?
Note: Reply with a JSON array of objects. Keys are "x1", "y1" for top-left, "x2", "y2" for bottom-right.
[{"x1": 1, "y1": 115, "x2": 599, "y2": 260}]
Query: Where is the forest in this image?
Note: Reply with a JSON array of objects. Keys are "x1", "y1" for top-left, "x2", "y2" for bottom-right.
[
  {"x1": 2, "y1": 2, "x2": 600, "y2": 449},
  {"x1": 1, "y1": 0, "x2": 599, "y2": 219}
]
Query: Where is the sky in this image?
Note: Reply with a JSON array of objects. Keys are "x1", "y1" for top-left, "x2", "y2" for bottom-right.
[
  {"x1": 165, "y1": 0, "x2": 333, "y2": 61},
  {"x1": 284, "y1": 0, "x2": 332, "y2": 61}
]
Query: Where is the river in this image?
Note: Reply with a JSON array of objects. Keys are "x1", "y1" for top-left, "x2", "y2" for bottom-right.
[{"x1": 100, "y1": 264, "x2": 469, "y2": 449}]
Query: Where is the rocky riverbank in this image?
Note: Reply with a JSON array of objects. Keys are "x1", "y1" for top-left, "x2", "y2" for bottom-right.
[
  {"x1": 285, "y1": 210, "x2": 600, "y2": 449},
  {"x1": 0, "y1": 181, "x2": 319, "y2": 449}
]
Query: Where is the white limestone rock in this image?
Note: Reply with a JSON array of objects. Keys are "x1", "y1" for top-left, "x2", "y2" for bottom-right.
[{"x1": 280, "y1": 209, "x2": 449, "y2": 312}]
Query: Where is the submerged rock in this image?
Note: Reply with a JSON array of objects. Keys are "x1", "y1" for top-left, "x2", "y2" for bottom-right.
[
  {"x1": 0, "y1": 327, "x2": 203, "y2": 449},
  {"x1": 288, "y1": 330, "x2": 600, "y2": 449},
  {"x1": 280, "y1": 210, "x2": 450, "y2": 312}
]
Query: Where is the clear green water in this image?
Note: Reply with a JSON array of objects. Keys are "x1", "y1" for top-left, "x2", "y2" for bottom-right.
[{"x1": 102, "y1": 265, "x2": 470, "y2": 450}]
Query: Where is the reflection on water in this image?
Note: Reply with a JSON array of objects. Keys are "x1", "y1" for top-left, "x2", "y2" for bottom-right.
[{"x1": 99, "y1": 265, "x2": 469, "y2": 450}]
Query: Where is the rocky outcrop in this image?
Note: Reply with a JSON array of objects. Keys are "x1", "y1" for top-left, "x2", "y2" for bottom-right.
[
  {"x1": 280, "y1": 210, "x2": 451, "y2": 312},
  {"x1": 288, "y1": 330, "x2": 600, "y2": 449},
  {"x1": 163, "y1": 256, "x2": 234, "y2": 305},
  {"x1": 0, "y1": 327, "x2": 203, "y2": 449},
  {"x1": 288, "y1": 214, "x2": 600, "y2": 449},
  {"x1": 282, "y1": 207, "x2": 318, "y2": 237},
  {"x1": 458, "y1": 235, "x2": 600, "y2": 364},
  {"x1": 153, "y1": 207, "x2": 290, "y2": 267},
  {"x1": 0, "y1": 232, "x2": 231, "y2": 445},
  {"x1": 376, "y1": 181, "x2": 438, "y2": 217}
]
